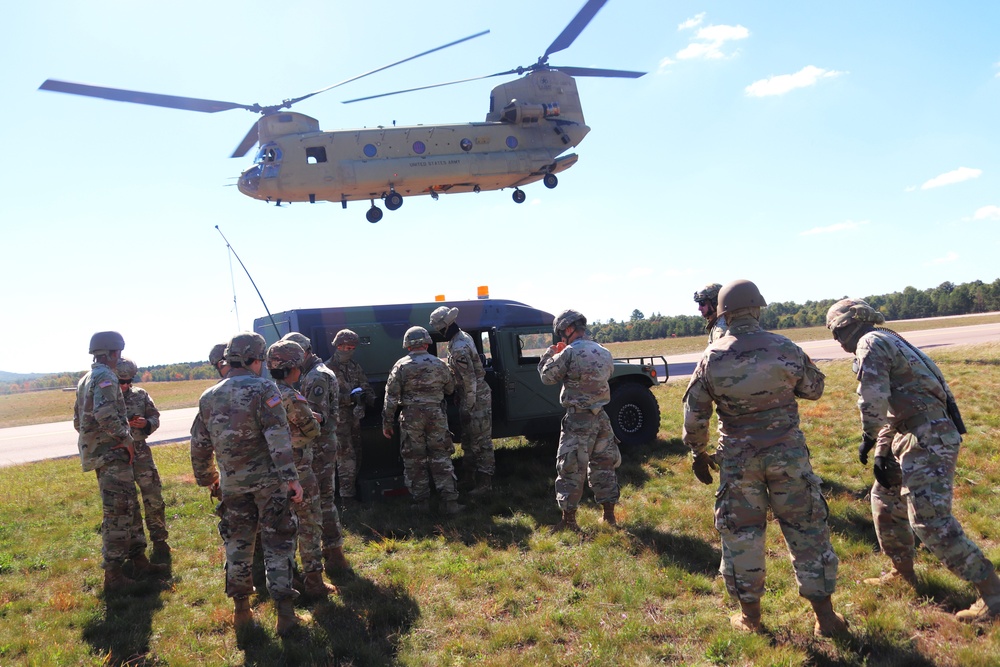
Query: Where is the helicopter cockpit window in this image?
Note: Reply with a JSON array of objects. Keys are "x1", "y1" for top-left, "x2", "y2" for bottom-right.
[
  {"x1": 306, "y1": 147, "x2": 328, "y2": 164},
  {"x1": 254, "y1": 144, "x2": 282, "y2": 165}
]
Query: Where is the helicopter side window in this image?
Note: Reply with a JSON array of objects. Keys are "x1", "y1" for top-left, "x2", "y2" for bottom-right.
[{"x1": 306, "y1": 147, "x2": 327, "y2": 164}]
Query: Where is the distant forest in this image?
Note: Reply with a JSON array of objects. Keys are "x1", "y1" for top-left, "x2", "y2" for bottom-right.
[
  {"x1": 590, "y1": 278, "x2": 1000, "y2": 343},
  {"x1": 2, "y1": 278, "x2": 998, "y2": 394}
]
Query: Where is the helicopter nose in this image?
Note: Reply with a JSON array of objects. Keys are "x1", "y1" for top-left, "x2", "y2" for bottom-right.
[{"x1": 238, "y1": 165, "x2": 261, "y2": 195}]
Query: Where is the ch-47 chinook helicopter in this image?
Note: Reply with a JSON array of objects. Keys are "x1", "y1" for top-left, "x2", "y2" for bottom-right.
[{"x1": 40, "y1": 0, "x2": 644, "y2": 223}]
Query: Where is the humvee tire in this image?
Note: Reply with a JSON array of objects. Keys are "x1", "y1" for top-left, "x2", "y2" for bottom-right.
[{"x1": 606, "y1": 382, "x2": 660, "y2": 446}]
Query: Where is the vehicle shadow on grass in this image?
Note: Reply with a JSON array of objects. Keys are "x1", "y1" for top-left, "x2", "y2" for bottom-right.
[{"x1": 82, "y1": 580, "x2": 165, "y2": 667}]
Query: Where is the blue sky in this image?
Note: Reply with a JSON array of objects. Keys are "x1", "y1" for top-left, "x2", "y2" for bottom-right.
[{"x1": 2, "y1": 1, "x2": 998, "y2": 373}]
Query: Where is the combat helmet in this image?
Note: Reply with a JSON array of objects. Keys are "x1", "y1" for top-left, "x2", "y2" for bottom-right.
[
  {"x1": 402, "y1": 326, "x2": 432, "y2": 349},
  {"x1": 226, "y1": 332, "x2": 267, "y2": 364},
  {"x1": 693, "y1": 283, "x2": 723, "y2": 304},
  {"x1": 332, "y1": 329, "x2": 360, "y2": 347},
  {"x1": 89, "y1": 331, "x2": 125, "y2": 355},
  {"x1": 826, "y1": 298, "x2": 885, "y2": 331},
  {"x1": 718, "y1": 280, "x2": 767, "y2": 315},
  {"x1": 281, "y1": 332, "x2": 312, "y2": 352},
  {"x1": 116, "y1": 358, "x2": 138, "y2": 381},
  {"x1": 428, "y1": 306, "x2": 459, "y2": 334},
  {"x1": 267, "y1": 340, "x2": 305, "y2": 370},
  {"x1": 209, "y1": 343, "x2": 228, "y2": 366},
  {"x1": 553, "y1": 309, "x2": 587, "y2": 339}
]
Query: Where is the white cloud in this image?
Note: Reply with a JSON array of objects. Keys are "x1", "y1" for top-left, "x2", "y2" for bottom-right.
[
  {"x1": 745, "y1": 66, "x2": 845, "y2": 97},
  {"x1": 920, "y1": 167, "x2": 982, "y2": 190},
  {"x1": 588, "y1": 272, "x2": 616, "y2": 285},
  {"x1": 903, "y1": 185, "x2": 917, "y2": 192},
  {"x1": 973, "y1": 205, "x2": 1000, "y2": 221},
  {"x1": 678, "y1": 13, "x2": 705, "y2": 31},
  {"x1": 924, "y1": 251, "x2": 959, "y2": 266},
  {"x1": 675, "y1": 22, "x2": 749, "y2": 60},
  {"x1": 657, "y1": 56, "x2": 675, "y2": 72},
  {"x1": 800, "y1": 219, "x2": 869, "y2": 236}
]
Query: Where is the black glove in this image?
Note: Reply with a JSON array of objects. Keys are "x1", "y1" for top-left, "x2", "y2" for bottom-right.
[
  {"x1": 858, "y1": 433, "x2": 876, "y2": 465},
  {"x1": 872, "y1": 455, "x2": 898, "y2": 488},
  {"x1": 692, "y1": 452, "x2": 719, "y2": 486}
]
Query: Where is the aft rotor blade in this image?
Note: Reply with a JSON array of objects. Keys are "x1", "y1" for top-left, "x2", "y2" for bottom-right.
[
  {"x1": 543, "y1": 0, "x2": 607, "y2": 60},
  {"x1": 39, "y1": 79, "x2": 259, "y2": 114},
  {"x1": 342, "y1": 70, "x2": 515, "y2": 104},
  {"x1": 232, "y1": 122, "x2": 260, "y2": 158},
  {"x1": 555, "y1": 66, "x2": 646, "y2": 78},
  {"x1": 288, "y1": 30, "x2": 490, "y2": 107}
]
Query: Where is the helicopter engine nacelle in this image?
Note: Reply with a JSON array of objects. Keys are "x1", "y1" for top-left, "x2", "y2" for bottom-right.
[{"x1": 499, "y1": 100, "x2": 560, "y2": 125}]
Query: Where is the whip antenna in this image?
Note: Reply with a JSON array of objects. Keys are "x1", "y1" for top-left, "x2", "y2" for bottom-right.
[{"x1": 215, "y1": 225, "x2": 281, "y2": 337}]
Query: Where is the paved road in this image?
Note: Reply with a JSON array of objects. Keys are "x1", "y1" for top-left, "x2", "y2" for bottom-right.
[{"x1": 2, "y1": 321, "x2": 997, "y2": 467}]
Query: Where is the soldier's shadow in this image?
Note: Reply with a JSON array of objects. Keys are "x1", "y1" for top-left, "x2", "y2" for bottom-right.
[
  {"x1": 82, "y1": 581, "x2": 164, "y2": 667},
  {"x1": 627, "y1": 525, "x2": 722, "y2": 576}
]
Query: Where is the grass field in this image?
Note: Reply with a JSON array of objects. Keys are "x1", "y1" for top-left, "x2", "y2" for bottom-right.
[{"x1": 1, "y1": 342, "x2": 1000, "y2": 665}]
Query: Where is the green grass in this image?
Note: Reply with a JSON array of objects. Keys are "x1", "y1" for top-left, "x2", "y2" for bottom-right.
[{"x1": 2, "y1": 344, "x2": 1000, "y2": 665}]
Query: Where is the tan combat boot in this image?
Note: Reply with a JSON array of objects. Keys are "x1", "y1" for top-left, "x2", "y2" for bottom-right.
[
  {"x1": 233, "y1": 596, "x2": 253, "y2": 629},
  {"x1": 275, "y1": 598, "x2": 301, "y2": 637},
  {"x1": 552, "y1": 508, "x2": 580, "y2": 533},
  {"x1": 442, "y1": 499, "x2": 465, "y2": 515},
  {"x1": 601, "y1": 502, "x2": 617, "y2": 527},
  {"x1": 863, "y1": 558, "x2": 917, "y2": 587},
  {"x1": 730, "y1": 599, "x2": 762, "y2": 633},
  {"x1": 810, "y1": 596, "x2": 849, "y2": 637},
  {"x1": 103, "y1": 563, "x2": 136, "y2": 594},
  {"x1": 469, "y1": 473, "x2": 492, "y2": 498},
  {"x1": 130, "y1": 552, "x2": 170, "y2": 578},
  {"x1": 957, "y1": 570, "x2": 1000, "y2": 622},
  {"x1": 303, "y1": 571, "x2": 338, "y2": 599},
  {"x1": 323, "y1": 546, "x2": 351, "y2": 576}
]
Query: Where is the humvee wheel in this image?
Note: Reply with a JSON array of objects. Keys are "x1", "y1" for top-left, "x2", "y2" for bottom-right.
[
  {"x1": 366, "y1": 205, "x2": 383, "y2": 223},
  {"x1": 605, "y1": 382, "x2": 660, "y2": 446},
  {"x1": 385, "y1": 192, "x2": 403, "y2": 210},
  {"x1": 512, "y1": 189, "x2": 526, "y2": 204},
  {"x1": 543, "y1": 173, "x2": 558, "y2": 189}
]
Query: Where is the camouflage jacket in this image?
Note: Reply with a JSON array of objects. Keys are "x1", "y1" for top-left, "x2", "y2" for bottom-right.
[
  {"x1": 300, "y1": 354, "x2": 340, "y2": 437},
  {"x1": 383, "y1": 350, "x2": 455, "y2": 428},
  {"x1": 682, "y1": 315, "x2": 825, "y2": 455},
  {"x1": 707, "y1": 315, "x2": 728, "y2": 344},
  {"x1": 537, "y1": 337, "x2": 613, "y2": 410},
  {"x1": 854, "y1": 329, "x2": 955, "y2": 442},
  {"x1": 122, "y1": 386, "x2": 160, "y2": 444},
  {"x1": 190, "y1": 367, "x2": 298, "y2": 494},
  {"x1": 327, "y1": 352, "x2": 375, "y2": 410},
  {"x1": 446, "y1": 329, "x2": 489, "y2": 406},
  {"x1": 275, "y1": 380, "x2": 321, "y2": 450},
  {"x1": 74, "y1": 362, "x2": 132, "y2": 472}
]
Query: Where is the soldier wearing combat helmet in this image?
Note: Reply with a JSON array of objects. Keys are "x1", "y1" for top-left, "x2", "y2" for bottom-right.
[
  {"x1": 693, "y1": 283, "x2": 727, "y2": 343},
  {"x1": 683, "y1": 280, "x2": 848, "y2": 637},
  {"x1": 209, "y1": 343, "x2": 230, "y2": 378},
  {"x1": 116, "y1": 357, "x2": 171, "y2": 563},
  {"x1": 190, "y1": 331, "x2": 306, "y2": 635},
  {"x1": 827, "y1": 298, "x2": 1000, "y2": 622},
  {"x1": 326, "y1": 329, "x2": 374, "y2": 502},
  {"x1": 538, "y1": 309, "x2": 621, "y2": 530},
  {"x1": 383, "y1": 326, "x2": 463, "y2": 515}
]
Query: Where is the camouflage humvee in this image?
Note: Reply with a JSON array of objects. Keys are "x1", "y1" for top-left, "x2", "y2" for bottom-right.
[{"x1": 254, "y1": 299, "x2": 663, "y2": 491}]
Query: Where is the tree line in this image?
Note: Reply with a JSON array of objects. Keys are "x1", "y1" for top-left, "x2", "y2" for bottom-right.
[
  {"x1": 0, "y1": 362, "x2": 216, "y2": 395},
  {"x1": 589, "y1": 278, "x2": 1000, "y2": 344}
]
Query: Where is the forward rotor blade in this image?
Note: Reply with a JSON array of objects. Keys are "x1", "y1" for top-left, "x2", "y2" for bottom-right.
[
  {"x1": 232, "y1": 122, "x2": 260, "y2": 158},
  {"x1": 342, "y1": 70, "x2": 515, "y2": 104},
  {"x1": 39, "y1": 79, "x2": 258, "y2": 114},
  {"x1": 554, "y1": 66, "x2": 646, "y2": 78},
  {"x1": 543, "y1": 0, "x2": 607, "y2": 60},
  {"x1": 288, "y1": 30, "x2": 490, "y2": 107}
]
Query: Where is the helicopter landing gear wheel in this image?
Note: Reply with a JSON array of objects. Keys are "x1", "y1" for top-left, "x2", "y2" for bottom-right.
[
  {"x1": 385, "y1": 192, "x2": 403, "y2": 211},
  {"x1": 543, "y1": 173, "x2": 558, "y2": 189},
  {"x1": 366, "y1": 203, "x2": 383, "y2": 223},
  {"x1": 512, "y1": 189, "x2": 526, "y2": 204}
]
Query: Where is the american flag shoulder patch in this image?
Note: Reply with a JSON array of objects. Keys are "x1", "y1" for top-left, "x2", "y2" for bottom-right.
[
  {"x1": 295, "y1": 392, "x2": 307, "y2": 402},
  {"x1": 265, "y1": 394, "x2": 282, "y2": 408},
  {"x1": 99, "y1": 380, "x2": 113, "y2": 388}
]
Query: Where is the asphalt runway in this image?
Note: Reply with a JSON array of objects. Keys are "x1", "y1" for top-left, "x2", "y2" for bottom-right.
[{"x1": 2, "y1": 321, "x2": 997, "y2": 467}]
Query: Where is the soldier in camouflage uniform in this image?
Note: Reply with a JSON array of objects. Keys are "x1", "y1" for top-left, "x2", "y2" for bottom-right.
[
  {"x1": 326, "y1": 329, "x2": 374, "y2": 502},
  {"x1": 538, "y1": 309, "x2": 621, "y2": 530},
  {"x1": 383, "y1": 326, "x2": 463, "y2": 515},
  {"x1": 74, "y1": 331, "x2": 165, "y2": 594},
  {"x1": 684, "y1": 281, "x2": 847, "y2": 637},
  {"x1": 116, "y1": 358, "x2": 170, "y2": 561},
  {"x1": 267, "y1": 340, "x2": 338, "y2": 599},
  {"x1": 281, "y1": 332, "x2": 350, "y2": 574},
  {"x1": 190, "y1": 332, "x2": 306, "y2": 635},
  {"x1": 827, "y1": 298, "x2": 1000, "y2": 622},
  {"x1": 429, "y1": 306, "x2": 495, "y2": 497},
  {"x1": 694, "y1": 282, "x2": 727, "y2": 343},
  {"x1": 209, "y1": 342, "x2": 230, "y2": 378}
]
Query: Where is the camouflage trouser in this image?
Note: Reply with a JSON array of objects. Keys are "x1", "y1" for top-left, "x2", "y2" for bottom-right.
[
  {"x1": 715, "y1": 440, "x2": 838, "y2": 603},
  {"x1": 130, "y1": 440, "x2": 168, "y2": 543},
  {"x1": 310, "y1": 431, "x2": 344, "y2": 549},
  {"x1": 292, "y1": 446, "x2": 324, "y2": 574},
  {"x1": 217, "y1": 483, "x2": 298, "y2": 601},
  {"x1": 95, "y1": 453, "x2": 145, "y2": 568},
  {"x1": 889, "y1": 425, "x2": 993, "y2": 583},
  {"x1": 460, "y1": 386, "x2": 495, "y2": 475},
  {"x1": 870, "y1": 455, "x2": 914, "y2": 565},
  {"x1": 555, "y1": 410, "x2": 621, "y2": 511},
  {"x1": 398, "y1": 404, "x2": 458, "y2": 502},
  {"x1": 335, "y1": 407, "x2": 362, "y2": 499}
]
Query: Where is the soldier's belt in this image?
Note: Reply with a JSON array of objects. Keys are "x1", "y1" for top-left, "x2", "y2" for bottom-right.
[
  {"x1": 566, "y1": 406, "x2": 603, "y2": 415},
  {"x1": 895, "y1": 407, "x2": 949, "y2": 435}
]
